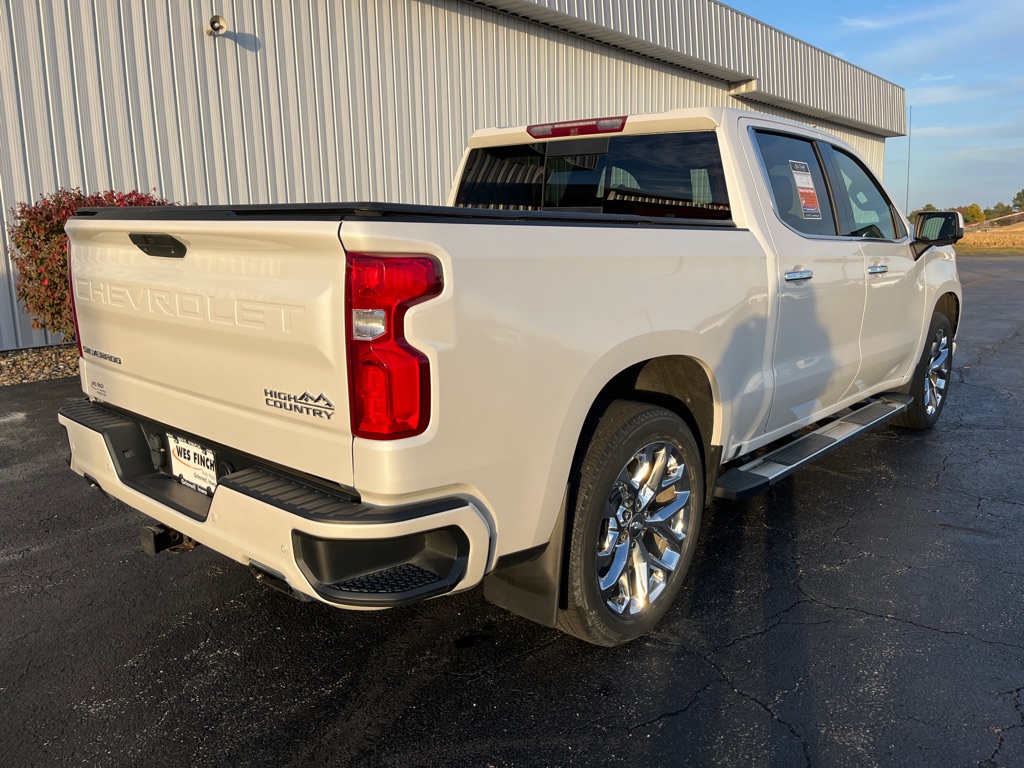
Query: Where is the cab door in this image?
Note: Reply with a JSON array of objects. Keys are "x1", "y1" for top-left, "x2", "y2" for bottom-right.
[
  {"x1": 819, "y1": 144, "x2": 926, "y2": 392},
  {"x1": 748, "y1": 129, "x2": 866, "y2": 434}
]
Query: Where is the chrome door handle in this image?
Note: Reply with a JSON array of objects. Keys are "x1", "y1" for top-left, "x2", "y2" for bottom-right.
[
  {"x1": 868, "y1": 265, "x2": 889, "y2": 274},
  {"x1": 784, "y1": 270, "x2": 814, "y2": 282}
]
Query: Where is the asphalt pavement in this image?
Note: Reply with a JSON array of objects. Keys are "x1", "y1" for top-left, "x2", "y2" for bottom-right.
[{"x1": 2, "y1": 254, "x2": 1023, "y2": 767}]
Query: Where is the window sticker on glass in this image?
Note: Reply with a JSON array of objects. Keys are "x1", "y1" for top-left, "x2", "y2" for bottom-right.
[{"x1": 789, "y1": 160, "x2": 822, "y2": 220}]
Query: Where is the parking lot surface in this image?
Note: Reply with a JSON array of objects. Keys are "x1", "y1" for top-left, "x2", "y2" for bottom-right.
[{"x1": 2, "y1": 254, "x2": 1023, "y2": 767}]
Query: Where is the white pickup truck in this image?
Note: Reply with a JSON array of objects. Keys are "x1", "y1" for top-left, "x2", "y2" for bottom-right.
[{"x1": 58, "y1": 107, "x2": 963, "y2": 646}]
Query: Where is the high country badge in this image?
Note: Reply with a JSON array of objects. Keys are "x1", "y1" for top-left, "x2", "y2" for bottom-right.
[{"x1": 263, "y1": 389, "x2": 335, "y2": 420}]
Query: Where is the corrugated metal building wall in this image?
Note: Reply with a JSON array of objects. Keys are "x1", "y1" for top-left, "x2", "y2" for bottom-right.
[{"x1": 0, "y1": 0, "x2": 904, "y2": 351}]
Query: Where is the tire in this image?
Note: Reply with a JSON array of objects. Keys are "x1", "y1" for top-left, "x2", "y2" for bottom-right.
[
  {"x1": 557, "y1": 400, "x2": 703, "y2": 647},
  {"x1": 892, "y1": 312, "x2": 954, "y2": 430}
]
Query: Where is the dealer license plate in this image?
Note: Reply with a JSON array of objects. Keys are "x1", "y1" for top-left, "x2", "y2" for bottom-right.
[{"x1": 167, "y1": 433, "x2": 218, "y2": 497}]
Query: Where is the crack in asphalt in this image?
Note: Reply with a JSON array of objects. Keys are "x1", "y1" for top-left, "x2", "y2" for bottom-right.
[
  {"x1": 970, "y1": 328, "x2": 1023, "y2": 372},
  {"x1": 628, "y1": 681, "x2": 713, "y2": 732},
  {"x1": 646, "y1": 638, "x2": 812, "y2": 767},
  {"x1": 985, "y1": 687, "x2": 1024, "y2": 767},
  {"x1": 709, "y1": 599, "x2": 836, "y2": 655},
  {"x1": 986, "y1": 727, "x2": 1017, "y2": 767},
  {"x1": 796, "y1": 584, "x2": 1024, "y2": 654},
  {"x1": 928, "y1": 481, "x2": 1022, "y2": 514},
  {"x1": 860, "y1": 454, "x2": 1024, "y2": 513},
  {"x1": 933, "y1": 453, "x2": 950, "y2": 488},
  {"x1": 832, "y1": 509, "x2": 857, "y2": 537},
  {"x1": 446, "y1": 635, "x2": 562, "y2": 682},
  {"x1": 954, "y1": 379, "x2": 1022, "y2": 408},
  {"x1": 810, "y1": 548, "x2": 916, "y2": 576},
  {"x1": 812, "y1": 542, "x2": 1024, "y2": 579}
]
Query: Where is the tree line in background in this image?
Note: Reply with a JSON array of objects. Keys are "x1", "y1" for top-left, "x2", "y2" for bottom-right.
[{"x1": 912, "y1": 188, "x2": 1024, "y2": 225}]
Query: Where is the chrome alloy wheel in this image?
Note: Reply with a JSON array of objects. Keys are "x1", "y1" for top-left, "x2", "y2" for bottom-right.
[
  {"x1": 924, "y1": 327, "x2": 951, "y2": 417},
  {"x1": 595, "y1": 441, "x2": 692, "y2": 616}
]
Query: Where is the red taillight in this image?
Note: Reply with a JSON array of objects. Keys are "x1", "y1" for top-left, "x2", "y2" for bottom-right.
[
  {"x1": 346, "y1": 253, "x2": 442, "y2": 439},
  {"x1": 526, "y1": 116, "x2": 627, "y2": 139},
  {"x1": 67, "y1": 248, "x2": 83, "y2": 358}
]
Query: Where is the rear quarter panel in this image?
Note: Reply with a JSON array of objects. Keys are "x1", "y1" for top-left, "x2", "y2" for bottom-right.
[{"x1": 341, "y1": 219, "x2": 771, "y2": 559}]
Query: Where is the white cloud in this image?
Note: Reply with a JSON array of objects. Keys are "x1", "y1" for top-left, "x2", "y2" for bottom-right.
[
  {"x1": 918, "y1": 74, "x2": 954, "y2": 82},
  {"x1": 911, "y1": 122, "x2": 1024, "y2": 139},
  {"x1": 839, "y1": 2, "x2": 967, "y2": 32},
  {"x1": 907, "y1": 77, "x2": 1024, "y2": 106},
  {"x1": 854, "y1": 2, "x2": 1024, "y2": 75},
  {"x1": 906, "y1": 85, "x2": 975, "y2": 105},
  {"x1": 912, "y1": 125, "x2": 975, "y2": 138},
  {"x1": 840, "y1": 17, "x2": 883, "y2": 30}
]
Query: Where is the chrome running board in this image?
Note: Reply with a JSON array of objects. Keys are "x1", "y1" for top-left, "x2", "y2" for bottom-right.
[{"x1": 713, "y1": 394, "x2": 914, "y2": 501}]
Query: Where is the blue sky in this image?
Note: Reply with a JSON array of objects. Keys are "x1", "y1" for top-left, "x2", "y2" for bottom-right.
[{"x1": 724, "y1": 0, "x2": 1024, "y2": 212}]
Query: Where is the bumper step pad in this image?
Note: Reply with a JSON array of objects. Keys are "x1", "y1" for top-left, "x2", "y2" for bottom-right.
[
  {"x1": 714, "y1": 394, "x2": 913, "y2": 500},
  {"x1": 332, "y1": 563, "x2": 441, "y2": 594}
]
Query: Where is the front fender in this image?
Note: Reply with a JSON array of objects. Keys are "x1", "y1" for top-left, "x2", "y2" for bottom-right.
[{"x1": 922, "y1": 246, "x2": 963, "y2": 336}]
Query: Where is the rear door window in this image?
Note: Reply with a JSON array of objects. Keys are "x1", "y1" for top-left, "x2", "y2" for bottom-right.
[
  {"x1": 752, "y1": 131, "x2": 838, "y2": 237},
  {"x1": 455, "y1": 132, "x2": 731, "y2": 221}
]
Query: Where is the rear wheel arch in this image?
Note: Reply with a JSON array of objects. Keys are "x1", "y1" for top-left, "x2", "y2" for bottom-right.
[{"x1": 572, "y1": 356, "x2": 718, "y2": 499}]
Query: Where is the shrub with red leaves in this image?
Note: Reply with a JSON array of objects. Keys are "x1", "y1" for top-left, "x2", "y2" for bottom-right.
[{"x1": 7, "y1": 188, "x2": 172, "y2": 338}]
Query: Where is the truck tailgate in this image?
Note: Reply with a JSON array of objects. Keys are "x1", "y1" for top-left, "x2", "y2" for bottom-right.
[{"x1": 65, "y1": 215, "x2": 353, "y2": 487}]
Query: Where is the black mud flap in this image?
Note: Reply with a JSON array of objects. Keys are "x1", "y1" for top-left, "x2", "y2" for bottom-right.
[{"x1": 482, "y1": 486, "x2": 568, "y2": 629}]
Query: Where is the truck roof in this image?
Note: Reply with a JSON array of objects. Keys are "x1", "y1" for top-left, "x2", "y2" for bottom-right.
[{"x1": 466, "y1": 106, "x2": 833, "y2": 148}]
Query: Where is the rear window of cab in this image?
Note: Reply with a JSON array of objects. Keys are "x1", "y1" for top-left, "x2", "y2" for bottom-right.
[{"x1": 455, "y1": 132, "x2": 731, "y2": 222}]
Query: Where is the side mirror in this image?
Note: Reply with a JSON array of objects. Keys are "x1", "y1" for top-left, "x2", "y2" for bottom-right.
[{"x1": 912, "y1": 210, "x2": 964, "y2": 258}]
